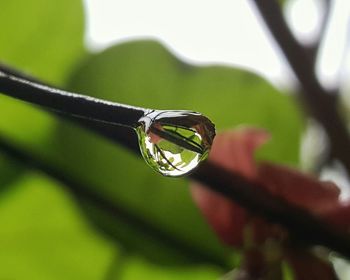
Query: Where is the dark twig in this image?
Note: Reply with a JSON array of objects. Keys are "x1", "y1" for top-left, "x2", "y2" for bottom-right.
[
  {"x1": 0, "y1": 69, "x2": 213, "y2": 159},
  {"x1": 0, "y1": 134, "x2": 230, "y2": 268},
  {"x1": 308, "y1": 0, "x2": 333, "y2": 64},
  {"x1": 192, "y1": 163, "x2": 350, "y2": 259},
  {"x1": 0, "y1": 70, "x2": 146, "y2": 128},
  {"x1": 1, "y1": 65, "x2": 350, "y2": 258},
  {"x1": 0, "y1": 64, "x2": 140, "y2": 151},
  {"x1": 1, "y1": 129, "x2": 350, "y2": 259},
  {"x1": 251, "y1": 0, "x2": 350, "y2": 175}
]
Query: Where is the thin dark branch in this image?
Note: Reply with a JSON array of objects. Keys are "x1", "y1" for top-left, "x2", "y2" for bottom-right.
[
  {"x1": 0, "y1": 70, "x2": 146, "y2": 128},
  {"x1": 0, "y1": 134, "x2": 230, "y2": 269},
  {"x1": 1, "y1": 63, "x2": 350, "y2": 258},
  {"x1": 308, "y1": 0, "x2": 332, "y2": 64},
  {"x1": 0, "y1": 64, "x2": 140, "y2": 151},
  {"x1": 192, "y1": 163, "x2": 350, "y2": 259},
  {"x1": 0, "y1": 63, "x2": 45, "y2": 83},
  {"x1": 0, "y1": 68, "x2": 214, "y2": 158},
  {"x1": 2, "y1": 131, "x2": 350, "y2": 259},
  {"x1": 251, "y1": 0, "x2": 350, "y2": 175}
]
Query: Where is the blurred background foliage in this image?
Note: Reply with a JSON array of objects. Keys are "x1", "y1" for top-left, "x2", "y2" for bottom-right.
[{"x1": 0, "y1": 0, "x2": 304, "y2": 279}]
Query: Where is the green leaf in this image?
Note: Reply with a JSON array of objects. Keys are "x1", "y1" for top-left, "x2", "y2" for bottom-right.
[
  {"x1": 46, "y1": 40, "x2": 303, "y2": 265},
  {"x1": 121, "y1": 256, "x2": 222, "y2": 280},
  {"x1": 0, "y1": 172, "x2": 114, "y2": 280},
  {"x1": 0, "y1": 154, "x2": 21, "y2": 192},
  {"x1": 0, "y1": 0, "x2": 85, "y2": 84},
  {"x1": 0, "y1": 0, "x2": 85, "y2": 188}
]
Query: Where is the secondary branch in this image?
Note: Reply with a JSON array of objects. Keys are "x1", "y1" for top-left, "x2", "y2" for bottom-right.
[{"x1": 251, "y1": 0, "x2": 350, "y2": 174}]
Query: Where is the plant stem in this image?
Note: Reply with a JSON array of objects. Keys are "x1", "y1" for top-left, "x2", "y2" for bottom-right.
[
  {"x1": 0, "y1": 134, "x2": 230, "y2": 269},
  {"x1": 307, "y1": 0, "x2": 332, "y2": 65},
  {"x1": 0, "y1": 69, "x2": 211, "y2": 156},
  {"x1": 192, "y1": 163, "x2": 350, "y2": 259},
  {"x1": 0, "y1": 70, "x2": 147, "y2": 128},
  {"x1": 0, "y1": 64, "x2": 140, "y2": 152},
  {"x1": 1, "y1": 64, "x2": 350, "y2": 258},
  {"x1": 251, "y1": 0, "x2": 350, "y2": 175},
  {"x1": 1, "y1": 129, "x2": 350, "y2": 259}
]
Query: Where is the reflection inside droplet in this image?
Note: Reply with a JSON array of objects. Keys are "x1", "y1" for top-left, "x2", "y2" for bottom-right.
[{"x1": 136, "y1": 110, "x2": 215, "y2": 177}]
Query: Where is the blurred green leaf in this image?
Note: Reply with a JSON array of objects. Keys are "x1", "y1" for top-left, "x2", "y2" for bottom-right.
[
  {"x1": 0, "y1": 172, "x2": 114, "y2": 280},
  {"x1": 0, "y1": 2, "x2": 109, "y2": 277},
  {"x1": 77, "y1": 195, "x2": 229, "y2": 266},
  {"x1": 120, "y1": 256, "x2": 222, "y2": 280},
  {"x1": 0, "y1": 0, "x2": 85, "y2": 84},
  {"x1": 42, "y1": 40, "x2": 303, "y2": 265},
  {"x1": 0, "y1": 155, "x2": 21, "y2": 192},
  {"x1": 0, "y1": 0, "x2": 85, "y2": 189},
  {"x1": 279, "y1": 0, "x2": 285, "y2": 5},
  {"x1": 278, "y1": 0, "x2": 289, "y2": 7}
]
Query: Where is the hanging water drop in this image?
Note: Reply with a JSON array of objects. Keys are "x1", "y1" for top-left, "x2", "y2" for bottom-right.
[{"x1": 136, "y1": 110, "x2": 216, "y2": 177}]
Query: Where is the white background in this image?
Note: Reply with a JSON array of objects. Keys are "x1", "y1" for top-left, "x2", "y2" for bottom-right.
[{"x1": 83, "y1": 0, "x2": 350, "y2": 89}]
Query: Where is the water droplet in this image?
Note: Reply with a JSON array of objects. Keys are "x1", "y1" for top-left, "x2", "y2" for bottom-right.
[{"x1": 136, "y1": 110, "x2": 215, "y2": 177}]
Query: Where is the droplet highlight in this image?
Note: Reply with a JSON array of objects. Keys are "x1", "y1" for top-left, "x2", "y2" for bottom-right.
[{"x1": 136, "y1": 110, "x2": 215, "y2": 177}]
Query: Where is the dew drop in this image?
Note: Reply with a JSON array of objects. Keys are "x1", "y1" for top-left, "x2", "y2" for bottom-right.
[{"x1": 136, "y1": 110, "x2": 216, "y2": 177}]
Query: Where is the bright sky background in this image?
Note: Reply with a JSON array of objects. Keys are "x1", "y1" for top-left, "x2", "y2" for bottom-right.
[{"x1": 83, "y1": 0, "x2": 350, "y2": 89}]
